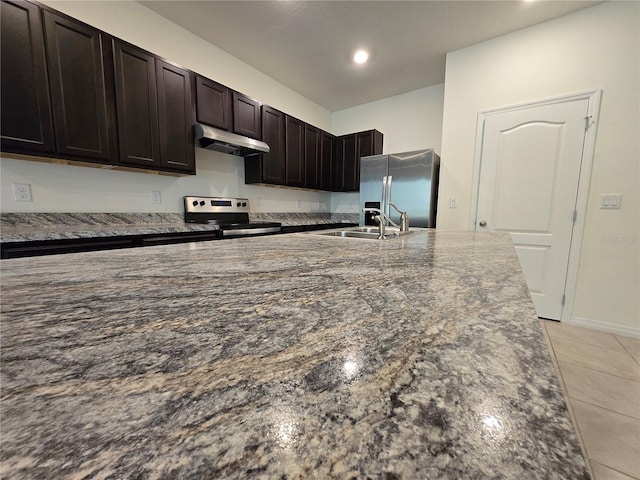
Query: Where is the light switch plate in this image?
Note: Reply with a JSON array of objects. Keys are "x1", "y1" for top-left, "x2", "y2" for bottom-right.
[
  {"x1": 449, "y1": 196, "x2": 458, "y2": 208},
  {"x1": 600, "y1": 194, "x2": 622, "y2": 209},
  {"x1": 151, "y1": 191, "x2": 161, "y2": 205}
]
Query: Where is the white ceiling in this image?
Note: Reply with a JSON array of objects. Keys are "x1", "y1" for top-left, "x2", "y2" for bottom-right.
[{"x1": 140, "y1": 0, "x2": 600, "y2": 112}]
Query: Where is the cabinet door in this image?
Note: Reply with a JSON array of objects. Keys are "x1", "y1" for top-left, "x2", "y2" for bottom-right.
[
  {"x1": 113, "y1": 40, "x2": 160, "y2": 168},
  {"x1": 43, "y1": 10, "x2": 113, "y2": 162},
  {"x1": 195, "y1": 75, "x2": 231, "y2": 131},
  {"x1": 336, "y1": 134, "x2": 357, "y2": 192},
  {"x1": 1, "y1": 0, "x2": 55, "y2": 154},
  {"x1": 156, "y1": 60, "x2": 195, "y2": 173},
  {"x1": 285, "y1": 115, "x2": 305, "y2": 187},
  {"x1": 304, "y1": 124, "x2": 321, "y2": 189},
  {"x1": 320, "y1": 131, "x2": 335, "y2": 191},
  {"x1": 246, "y1": 105, "x2": 285, "y2": 185},
  {"x1": 233, "y1": 92, "x2": 261, "y2": 139}
]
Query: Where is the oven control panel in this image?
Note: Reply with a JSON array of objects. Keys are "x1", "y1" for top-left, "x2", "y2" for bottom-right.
[{"x1": 184, "y1": 196, "x2": 250, "y2": 214}]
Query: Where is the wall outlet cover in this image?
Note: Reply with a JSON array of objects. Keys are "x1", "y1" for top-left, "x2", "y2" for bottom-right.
[
  {"x1": 151, "y1": 191, "x2": 161, "y2": 205},
  {"x1": 13, "y1": 183, "x2": 32, "y2": 202}
]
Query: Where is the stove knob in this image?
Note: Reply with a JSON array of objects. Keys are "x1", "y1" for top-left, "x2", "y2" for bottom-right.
[
  {"x1": 236, "y1": 202, "x2": 241, "y2": 207},
  {"x1": 192, "y1": 200, "x2": 198, "y2": 207},
  {"x1": 200, "y1": 201, "x2": 206, "y2": 206},
  {"x1": 242, "y1": 202, "x2": 247, "y2": 207}
]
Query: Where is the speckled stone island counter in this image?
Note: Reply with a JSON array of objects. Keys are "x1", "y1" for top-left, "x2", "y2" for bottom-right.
[
  {"x1": 0, "y1": 212, "x2": 358, "y2": 243},
  {"x1": 0, "y1": 230, "x2": 590, "y2": 479}
]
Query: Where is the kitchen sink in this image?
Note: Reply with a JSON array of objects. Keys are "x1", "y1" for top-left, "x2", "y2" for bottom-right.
[
  {"x1": 317, "y1": 230, "x2": 381, "y2": 239},
  {"x1": 308, "y1": 226, "x2": 414, "y2": 240}
]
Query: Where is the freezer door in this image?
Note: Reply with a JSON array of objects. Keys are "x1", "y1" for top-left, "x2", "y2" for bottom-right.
[
  {"x1": 388, "y1": 150, "x2": 437, "y2": 227},
  {"x1": 358, "y1": 154, "x2": 388, "y2": 225}
]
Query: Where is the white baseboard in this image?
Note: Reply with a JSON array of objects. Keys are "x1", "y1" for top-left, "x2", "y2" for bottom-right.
[{"x1": 569, "y1": 316, "x2": 640, "y2": 339}]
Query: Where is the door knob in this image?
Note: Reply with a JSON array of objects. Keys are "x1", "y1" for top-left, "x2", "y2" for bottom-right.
[{"x1": 478, "y1": 220, "x2": 487, "y2": 227}]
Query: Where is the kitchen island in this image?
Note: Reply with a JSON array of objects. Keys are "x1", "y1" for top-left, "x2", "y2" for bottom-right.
[{"x1": 0, "y1": 230, "x2": 590, "y2": 479}]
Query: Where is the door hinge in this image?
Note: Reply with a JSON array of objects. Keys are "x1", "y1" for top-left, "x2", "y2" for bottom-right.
[
  {"x1": 573, "y1": 210, "x2": 577, "y2": 223},
  {"x1": 562, "y1": 294, "x2": 566, "y2": 306},
  {"x1": 584, "y1": 115, "x2": 593, "y2": 131}
]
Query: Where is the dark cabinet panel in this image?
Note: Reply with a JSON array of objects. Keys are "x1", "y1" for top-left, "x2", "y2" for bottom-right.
[
  {"x1": 233, "y1": 92, "x2": 261, "y2": 139},
  {"x1": 304, "y1": 124, "x2": 321, "y2": 189},
  {"x1": 335, "y1": 129, "x2": 383, "y2": 192},
  {"x1": 285, "y1": 115, "x2": 305, "y2": 188},
  {"x1": 156, "y1": 60, "x2": 195, "y2": 173},
  {"x1": 355, "y1": 129, "x2": 383, "y2": 188},
  {"x1": 43, "y1": 10, "x2": 113, "y2": 162},
  {"x1": 114, "y1": 40, "x2": 194, "y2": 174},
  {"x1": 0, "y1": 0, "x2": 55, "y2": 154},
  {"x1": 320, "y1": 131, "x2": 335, "y2": 191},
  {"x1": 113, "y1": 40, "x2": 159, "y2": 168},
  {"x1": 246, "y1": 105, "x2": 285, "y2": 185},
  {"x1": 336, "y1": 134, "x2": 358, "y2": 192},
  {"x1": 195, "y1": 75, "x2": 231, "y2": 131}
]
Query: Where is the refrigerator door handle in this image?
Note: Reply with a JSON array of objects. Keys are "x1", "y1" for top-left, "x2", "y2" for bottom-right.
[
  {"x1": 381, "y1": 176, "x2": 387, "y2": 215},
  {"x1": 381, "y1": 175, "x2": 393, "y2": 222}
]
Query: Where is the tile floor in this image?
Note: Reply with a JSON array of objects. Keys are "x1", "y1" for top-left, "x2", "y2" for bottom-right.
[{"x1": 540, "y1": 320, "x2": 640, "y2": 480}]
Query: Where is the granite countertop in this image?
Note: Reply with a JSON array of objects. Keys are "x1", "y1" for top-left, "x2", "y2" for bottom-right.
[
  {"x1": 0, "y1": 213, "x2": 357, "y2": 243},
  {"x1": 0, "y1": 230, "x2": 590, "y2": 479}
]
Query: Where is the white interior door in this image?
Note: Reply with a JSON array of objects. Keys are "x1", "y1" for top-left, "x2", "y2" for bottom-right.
[{"x1": 475, "y1": 98, "x2": 589, "y2": 320}]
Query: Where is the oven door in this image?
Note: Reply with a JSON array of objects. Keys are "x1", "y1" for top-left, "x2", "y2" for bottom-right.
[{"x1": 219, "y1": 223, "x2": 282, "y2": 238}]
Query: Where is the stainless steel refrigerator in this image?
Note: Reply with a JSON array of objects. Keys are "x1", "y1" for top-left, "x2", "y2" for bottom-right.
[{"x1": 359, "y1": 149, "x2": 440, "y2": 228}]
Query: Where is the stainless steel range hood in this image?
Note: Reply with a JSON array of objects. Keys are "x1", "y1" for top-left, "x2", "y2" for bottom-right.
[{"x1": 194, "y1": 123, "x2": 269, "y2": 157}]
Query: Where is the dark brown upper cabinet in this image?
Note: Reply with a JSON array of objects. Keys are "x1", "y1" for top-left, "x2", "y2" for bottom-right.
[
  {"x1": 336, "y1": 134, "x2": 358, "y2": 192},
  {"x1": 285, "y1": 115, "x2": 305, "y2": 188},
  {"x1": 245, "y1": 105, "x2": 285, "y2": 185},
  {"x1": 320, "y1": 131, "x2": 335, "y2": 191},
  {"x1": 43, "y1": 10, "x2": 115, "y2": 163},
  {"x1": 156, "y1": 59, "x2": 195, "y2": 173},
  {"x1": 113, "y1": 39, "x2": 160, "y2": 168},
  {"x1": 355, "y1": 129, "x2": 383, "y2": 187},
  {"x1": 195, "y1": 75, "x2": 231, "y2": 131},
  {"x1": 233, "y1": 92, "x2": 261, "y2": 139},
  {"x1": 0, "y1": 0, "x2": 55, "y2": 155},
  {"x1": 113, "y1": 40, "x2": 195, "y2": 174},
  {"x1": 304, "y1": 124, "x2": 321, "y2": 190},
  {"x1": 335, "y1": 129, "x2": 383, "y2": 192}
]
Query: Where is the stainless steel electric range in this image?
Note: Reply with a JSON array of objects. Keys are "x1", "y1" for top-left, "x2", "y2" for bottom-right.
[{"x1": 184, "y1": 196, "x2": 281, "y2": 238}]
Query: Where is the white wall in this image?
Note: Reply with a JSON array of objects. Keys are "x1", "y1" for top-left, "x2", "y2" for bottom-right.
[
  {"x1": 330, "y1": 84, "x2": 445, "y2": 213},
  {"x1": 438, "y1": 1, "x2": 639, "y2": 336},
  {"x1": 0, "y1": 0, "x2": 332, "y2": 214}
]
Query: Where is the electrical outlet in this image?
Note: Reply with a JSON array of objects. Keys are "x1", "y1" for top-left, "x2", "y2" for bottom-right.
[
  {"x1": 449, "y1": 196, "x2": 458, "y2": 208},
  {"x1": 13, "y1": 183, "x2": 32, "y2": 202},
  {"x1": 151, "y1": 191, "x2": 161, "y2": 205}
]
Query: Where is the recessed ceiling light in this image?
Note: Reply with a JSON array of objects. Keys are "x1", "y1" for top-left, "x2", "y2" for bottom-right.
[{"x1": 353, "y1": 49, "x2": 369, "y2": 65}]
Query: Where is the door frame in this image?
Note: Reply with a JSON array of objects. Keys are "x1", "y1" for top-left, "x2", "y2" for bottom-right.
[{"x1": 469, "y1": 90, "x2": 602, "y2": 323}]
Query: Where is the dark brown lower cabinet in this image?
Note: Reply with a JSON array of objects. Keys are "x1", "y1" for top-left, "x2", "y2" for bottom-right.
[{"x1": 0, "y1": 0, "x2": 55, "y2": 154}]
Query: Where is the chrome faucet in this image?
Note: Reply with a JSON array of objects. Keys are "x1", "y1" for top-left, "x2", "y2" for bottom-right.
[
  {"x1": 389, "y1": 202, "x2": 409, "y2": 232},
  {"x1": 363, "y1": 206, "x2": 409, "y2": 239}
]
